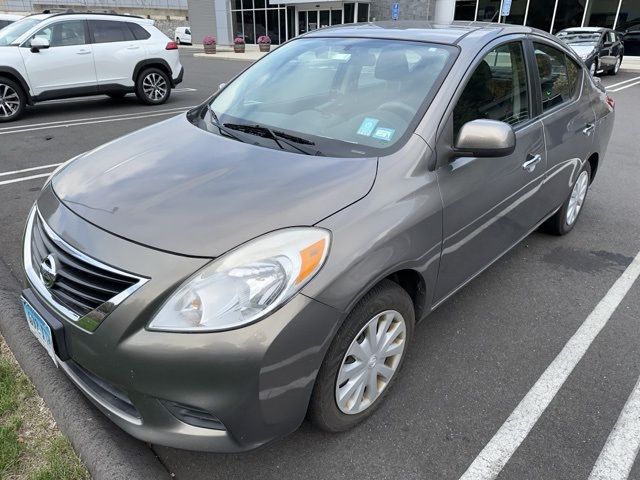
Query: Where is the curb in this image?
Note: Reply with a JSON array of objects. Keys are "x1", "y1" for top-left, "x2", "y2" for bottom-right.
[
  {"x1": 0, "y1": 262, "x2": 171, "y2": 480},
  {"x1": 193, "y1": 52, "x2": 258, "y2": 62}
]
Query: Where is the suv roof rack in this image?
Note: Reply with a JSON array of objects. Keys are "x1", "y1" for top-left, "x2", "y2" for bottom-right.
[{"x1": 42, "y1": 9, "x2": 144, "y2": 19}]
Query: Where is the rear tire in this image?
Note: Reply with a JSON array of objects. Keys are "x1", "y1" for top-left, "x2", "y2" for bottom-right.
[
  {"x1": 135, "y1": 68, "x2": 171, "y2": 105},
  {"x1": 541, "y1": 161, "x2": 592, "y2": 236},
  {"x1": 0, "y1": 76, "x2": 26, "y2": 123},
  {"x1": 308, "y1": 279, "x2": 415, "y2": 432},
  {"x1": 609, "y1": 55, "x2": 622, "y2": 75}
]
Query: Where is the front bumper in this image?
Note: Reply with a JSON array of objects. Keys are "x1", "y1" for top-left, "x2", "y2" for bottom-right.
[{"x1": 24, "y1": 188, "x2": 343, "y2": 452}]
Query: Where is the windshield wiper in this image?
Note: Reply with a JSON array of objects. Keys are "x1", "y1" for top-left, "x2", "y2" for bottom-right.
[
  {"x1": 205, "y1": 105, "x2": 246, "y2": 143},
  {"x1": 224, "y1": 123, "x2": 322, "y2": 156}
]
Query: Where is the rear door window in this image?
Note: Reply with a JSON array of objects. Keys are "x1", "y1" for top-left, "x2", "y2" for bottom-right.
[
  {"x1": 533, "y1": 42, "x2": 581, "y2": 112},
  {"x1": 89, "y1": 20, "x2": 135, "y2": 43}
]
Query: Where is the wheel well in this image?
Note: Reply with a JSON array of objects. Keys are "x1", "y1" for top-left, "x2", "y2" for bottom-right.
[
  {"x1": 0, "y1": 71, "x2": 31, "y2": 103},
  {"x1": 385, "y1": 269, "x2": 427, "y2": 321},
  {"x1": 133, "y1": 60, "x2": 173, "y2": 86},
  {"x1": 587, "y1": 153, "x2": 599, "y2": 183}
]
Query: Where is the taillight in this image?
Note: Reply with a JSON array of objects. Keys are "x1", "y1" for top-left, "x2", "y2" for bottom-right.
[
  {"x1": 166, "y1": 41, "x2": 178, "y2": 50},
  {"x1": 606, "y1": 95, "x2": 615, "y2": 110}
]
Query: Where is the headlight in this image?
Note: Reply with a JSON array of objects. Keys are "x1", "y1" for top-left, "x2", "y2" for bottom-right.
[{"x1": 148, "y1": 228, "x2": 331, "y2": 332}]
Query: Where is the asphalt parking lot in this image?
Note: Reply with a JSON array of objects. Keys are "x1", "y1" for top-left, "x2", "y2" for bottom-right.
[{"x1": 2, "y1": 52, "x2": 640, "y2": 479}]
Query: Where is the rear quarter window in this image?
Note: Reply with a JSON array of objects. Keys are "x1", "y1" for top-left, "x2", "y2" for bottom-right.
[{"x1": 128, "y1": 22, "x2": 151, "y2": 40}]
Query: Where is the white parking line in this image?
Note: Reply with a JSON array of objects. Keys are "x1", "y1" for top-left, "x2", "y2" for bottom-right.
[
  {"x1": 0, "y1": 107, "x2": 192, "y2": 136},
  {"x1": 459, "y1": 250, "x2": 640, "y2": 480},
  {"x1": 607, "y1": 75, "x2": 640, "y2": 89},
  {"x1": 0, "y1": 105, "x2": 193, "y2": 132},
  {"x1": 609, "y1": 81, "x2": 640, "y2": 93},
  {"x1": 588, "y1": 375, "x2": 640, "y2": 480},
  {"x1": 0, "y1": 163, "x2": 62, "y2": 178},
  {"x1": 0, "y1": 172, "x2": 51, "y2": 186}
]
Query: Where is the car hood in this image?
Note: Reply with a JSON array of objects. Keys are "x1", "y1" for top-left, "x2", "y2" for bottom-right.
[
  {"x1": 52, "y1": 114, "x2": 377, "y2": 257},
  {"x1": 568, "y1": 44, "x2": 596, "y2": 58}
]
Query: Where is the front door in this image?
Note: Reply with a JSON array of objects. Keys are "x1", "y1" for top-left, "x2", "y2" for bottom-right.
[
  {"x1": 19, "y1": 19, "x2": 96, "y2": 96},
  {"x1": 434, "y1": 39, "x2": 547, "y2": 303}
]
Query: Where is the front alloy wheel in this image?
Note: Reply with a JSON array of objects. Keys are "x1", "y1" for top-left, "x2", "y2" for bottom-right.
[
  {"x1": 589, "y1": 59, "x2": 598, "y2": 76},
  {"x1": 0, "y1": 78, "x2": 25, "y2": 122}
]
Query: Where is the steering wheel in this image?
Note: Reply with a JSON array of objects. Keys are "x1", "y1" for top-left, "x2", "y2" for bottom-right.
[{"x1": 378, "y1": 101, "x2": 415, "y2": 122}]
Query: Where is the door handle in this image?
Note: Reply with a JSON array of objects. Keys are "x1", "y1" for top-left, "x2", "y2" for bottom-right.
[
  {"x1": 522, "y1": 153, "x2": 542, "y2": 173},
  {"x1": 76, "y1": 49, "x2": 91, "y2": 55},
  {"x1": 583, "y1": 123, "x2": 595, "y2": 136},
  {"x1": 126, "y1": 45, "x2": 140, "y2": 50}
]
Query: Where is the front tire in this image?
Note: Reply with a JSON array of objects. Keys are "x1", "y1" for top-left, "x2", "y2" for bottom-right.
[
  {"x1": 308, "y1": 279, "x2": 415, "y2": 432},
  {"x1": 176, "y1": 37, "x2": 181, "y2": 44},
  {"x1": 541, "y1": 161, "x2": 591, "y2": 236},
  {"x1": 135, "y1": 68, "x2": 171, "y2": 105},
  {"x1": 0, "y1": 76, "x2": 26, "y2": 123}
]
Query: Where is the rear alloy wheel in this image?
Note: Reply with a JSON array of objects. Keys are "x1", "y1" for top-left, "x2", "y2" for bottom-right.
[
  {"x1": 541, "y1": 161, "x2": 591, "y2": 236},
  {"x1": 308, "y1": 279, "x2": 415, "y2": 432},
  {"x1": 0, "y1": 77, "x2": 26, "y2": 122},
  {"x1": 135, "y1": 68, "x2": 171, "y2": 105}
]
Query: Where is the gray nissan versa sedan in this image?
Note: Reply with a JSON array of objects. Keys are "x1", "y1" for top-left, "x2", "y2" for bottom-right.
[{"x1": 21, "y1": 21, "x2": 614, "y2": 452}]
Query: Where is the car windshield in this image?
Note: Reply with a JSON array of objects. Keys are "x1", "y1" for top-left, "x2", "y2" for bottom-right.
[
  {"x1": 0, "y1": 17, "x2": 41, "y2": 45},
  {"x1": 206, "y1": 37, "x2": 455, "y2": 157},
  {"x1": 557, "y1": 32, "x2": 601, "y2": 45}
]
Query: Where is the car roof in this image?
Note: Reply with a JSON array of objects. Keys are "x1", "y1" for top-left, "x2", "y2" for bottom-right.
[
  {"x1": 0, "y1": 13, "x2": 25, "y2": 20},
  {"x1": 559, "y1": 27, "x2": 608, "y2": 33},
  {"x1": 303, "y1": 21, "x2": 550, "y2": 45}
]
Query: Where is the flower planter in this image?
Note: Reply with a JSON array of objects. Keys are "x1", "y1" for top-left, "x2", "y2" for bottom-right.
[
  {"x1": 234, "y1": 44, "x2": 246, "y2": 53},
  {"x1": 259, "y1": 44, "x2": 270, "y2": 52},
  {"x1": 204, "y1": 44, "x2": 216, "y2": 54}
]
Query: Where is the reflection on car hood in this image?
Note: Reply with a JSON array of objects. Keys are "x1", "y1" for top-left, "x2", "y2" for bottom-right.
[
  {"x1": 52, "y1": 113, "x2": 377, "y2": 257},
  {"x1": 568, "y1": 45, "x2": 596, "y2": 57}
]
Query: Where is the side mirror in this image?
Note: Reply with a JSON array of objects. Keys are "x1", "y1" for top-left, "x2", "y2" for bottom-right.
[
  {"x1": 454, "y1": 119, "x2": 516, "y2": 158},
  {"x1": 218, "y1": 82, "x2": 226, "y2": 91},
  {"x1": 30, "y1": 37, "x2": 50, "y2": 53}
]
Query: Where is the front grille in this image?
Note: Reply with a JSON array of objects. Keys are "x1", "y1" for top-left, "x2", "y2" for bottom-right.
[{"x1": 24, "y1": 208, "x2": 146, "y2": 331}]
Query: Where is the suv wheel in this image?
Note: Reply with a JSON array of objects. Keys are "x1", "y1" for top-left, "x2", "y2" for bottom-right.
[
  {"x1": 135, "y1": 68, "x2": 171, "y2": 105},
  {"x1": 0, "y1": 77, "x2": 26, "y2": 122},
  {"x1": 308, "y1": 279, "x2": 415, "y2": 432}
]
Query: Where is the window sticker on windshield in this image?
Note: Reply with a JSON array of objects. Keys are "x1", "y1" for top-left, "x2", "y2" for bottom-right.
[
  {"x1": 372, "y1": 128, "x2": 395, "y2": 142},
  {"x1": 357, "y1": 117, "x2": 379, "y2": 137}
]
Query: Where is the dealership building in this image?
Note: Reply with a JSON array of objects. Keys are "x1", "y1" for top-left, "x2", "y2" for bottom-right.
[{"x1": 187, "y1": 0, "x2": 639, "y2": 46}]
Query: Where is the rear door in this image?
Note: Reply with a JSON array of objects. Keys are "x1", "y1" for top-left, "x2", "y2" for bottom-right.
[
  {"x1": 89, "y1": 19, "x2": 145, "y2": 87},
  {"x1": 19, "y1": 19, "x2": 96, "y2": 95},
  {"x1": 531, "y1": 40, "x2": 595, "y2": 216},
  {"x1": 433, "y1": 38, "x2": 547, "y2": 303}
]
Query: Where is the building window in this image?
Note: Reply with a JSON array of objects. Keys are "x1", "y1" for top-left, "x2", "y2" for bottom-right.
[
  {"x1": 476, "y1": 0, "x2": 500, "y2": 22},
  {"x1": 230, "y1": 0, "x2": 288, "y2": 44},
  {"x1": 499, "y1": 0, "x2": 528, "y2": 25},
  {"x1": 526, "y1": 0, "x2": 555, "y2": 31},
  {"x1": 357, "y1": 3, "x2": 370, "y2": 22},
  {"x1": 344, "y1": 3, "x2": 355, "y2": 23},
  {"x1": 553, "y1": 0, "x2": 587, "y2": 32},
  {"x1": 455, "y1": 0, "x2": 476, "y2": 20},
  {"x1": 584, "y1": 0, "x2": 621, "y2": 28},
  {"x1": 616, "y1": 0, "x2": 640, "y2": 55}
]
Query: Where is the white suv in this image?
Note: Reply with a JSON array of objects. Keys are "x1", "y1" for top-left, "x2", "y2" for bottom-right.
[{"x1": 0, "y1": 12, "x2": 183, "y2": 122}]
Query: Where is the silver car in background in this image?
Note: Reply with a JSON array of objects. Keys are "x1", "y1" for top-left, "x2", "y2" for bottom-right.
[{"x1": 21, "y1": 21, "x2": 614, "y2": 452}]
